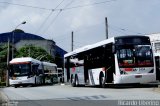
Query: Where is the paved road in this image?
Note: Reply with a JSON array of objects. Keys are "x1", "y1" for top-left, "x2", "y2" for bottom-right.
[{"x1": 1, "y1": 84, "x2": 160, "y2": 106}]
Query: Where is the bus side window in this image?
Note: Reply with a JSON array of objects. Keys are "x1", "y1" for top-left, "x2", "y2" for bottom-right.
[{"x1": 32, "y1": 64, "x2": 39, "y2": 75}]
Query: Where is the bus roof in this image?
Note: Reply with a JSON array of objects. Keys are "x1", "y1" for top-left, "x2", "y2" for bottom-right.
[
  {"x1": 42, "y1": 61, "x2": 57, "y2": 67},
  {"x1": 64, "y1": 35, "x2": 149, "y2": 57},
  {"x1": 64, "y1": 37, "x2": 114, "y2": 57},
  {"x1": 10, "y1": 57, "x2": 41, "y2": 64}
]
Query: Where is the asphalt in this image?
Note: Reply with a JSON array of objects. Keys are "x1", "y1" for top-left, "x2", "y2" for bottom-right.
[
  {"x1": 0, "y1": 84, "x2": 160, "y2": 106},
  {"x1": 0, "y1": 88, "x2": 8, "y2": 106}
]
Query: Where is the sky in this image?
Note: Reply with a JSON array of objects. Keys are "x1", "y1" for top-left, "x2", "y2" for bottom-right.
[{"x1": 0, "y1": 0, "x2": 160, "y2": 52}]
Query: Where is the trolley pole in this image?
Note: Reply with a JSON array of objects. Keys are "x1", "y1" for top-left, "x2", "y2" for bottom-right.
[
  {"x1": 105, "y1": 17, "x2": 108, "y2": 39},
  {"x1": 71, "y1": 31, "x2": 73, "y2": 51}
]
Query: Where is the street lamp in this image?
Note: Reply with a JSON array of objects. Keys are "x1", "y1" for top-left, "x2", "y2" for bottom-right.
[
  {"x1": 6, "y1": 21, "x2": 26, "y2": 87},
  {"x1": 12, "y1": 21, "x2": 26, "y2": 59}
]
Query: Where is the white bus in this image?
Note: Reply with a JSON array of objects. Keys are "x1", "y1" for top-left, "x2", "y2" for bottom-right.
[
  {"x1": 64, "y1": 35, "x2": 156, "y2": 87},
  {"x1": 154, "y1": 53, "x2": 160, "y2": 81},
  {"x1": 42, "y1": 62, "x2": 58, "y2": 84},
  {"x1": 9, "y1": 57, "x2": 57, "y2": 88}
]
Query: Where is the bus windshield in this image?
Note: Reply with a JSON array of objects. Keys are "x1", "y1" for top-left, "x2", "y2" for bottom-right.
[
  {"x1": 10, "y1": 64, "x2": 31, "y2": 77},
  {"x1": 117, "y1": 45, "x2": 153, "y2": 68}
]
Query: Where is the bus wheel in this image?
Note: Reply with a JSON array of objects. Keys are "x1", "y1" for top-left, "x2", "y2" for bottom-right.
[
  {"x1": 71, "y1": 75, "x2": 76, "y2": 87},
  {"x1": 100, "y1": 74, "x2": 105, "y2": 88},
  {"x1": 34, "y1": 78, "x2": 37, "y2": 86},
  {"x1": 50, "y1": 78, "x2": 54, "y2": 84},
  {"x1": 14, "y1": 85, "x2": 18, "y2": 88},
  {"x1": 75, "y1": 75, "x2": 79, "y2": 87},
  {"x1": 43, "y1": 78, "x2": 45, "y2": 85}
]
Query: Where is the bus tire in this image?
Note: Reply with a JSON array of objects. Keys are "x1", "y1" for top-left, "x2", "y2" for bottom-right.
[
  {"x1": 99, "y1": 73, "x2": 105, "y2": 88},
  {"x1": 14, "y1": 85, "x2": 18, "y2": 88},
  {"x1": 75, "y1": 75, "x2": 79, "y2": 87},
  {"x1": 71, "y1": 75, "x2": 76, "y2": 87},
  {"x1": 34, "y1": 78, "x2": 37, "y2": 86},
  {"x1": 51, "y1": 78, "x2": 54, "y2": 84},
  {"x1": 43, "y1": 77, "x2": 45, "y2": 85}
]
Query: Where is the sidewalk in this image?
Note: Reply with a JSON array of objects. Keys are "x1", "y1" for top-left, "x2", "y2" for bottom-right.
[{"x1": 0, "y1": 88, "x2": 8, "y2": 105}]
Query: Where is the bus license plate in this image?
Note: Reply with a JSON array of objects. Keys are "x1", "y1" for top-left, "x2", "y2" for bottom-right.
[
  {"x1": 18, "y1": 82, "x2": 22, "y2": 84},
  {"x1": 135, "y1": 75, "x2": 142, "y2": 78}
]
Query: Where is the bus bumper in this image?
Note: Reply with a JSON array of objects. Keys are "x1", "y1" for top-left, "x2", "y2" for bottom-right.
[
  {"x1": 114, "y1": 74, "x2": 156, "y2": 84},
  {"x1": 9, "y1": 77, "x2": 35, "y2": 85}
]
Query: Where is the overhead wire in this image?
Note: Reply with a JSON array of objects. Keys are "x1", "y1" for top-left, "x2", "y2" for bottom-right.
[
  {"x1": 35, "y1": 0, "x2": 65, "y2": 34},
  {"x1": 109, "y1": 25, "x2": 127, "y2": 35},
  {"x1": 41, "y1": 0, "x2": 118, "y2": 34},
  {"x1": 42, "y1": 0, "x2": 75, "y2": 34},
  {"x1": 42, "y1": 10, "x2": 62, "y2": 34},
  {"x1": 0, "y1": 0, "x2": 122, "y2": 37},
  {"x1": 0, "y1": 0, "x2": 117, "y2": 11},
  {"x1": 0, "y1": 1, "x2": 53, "y2": 10},
  {"x1": 108, "y1": 24, "x2": 144, "y2": 35},
  {"x1": 0, "y1": 0, "x2": 145, "y2": 50},
  {"x1": 0, "y1": 0, "x2": 118, "y2": 34},
  {"x1": 63, "y1": 0, "x2": 117, "y2": 10},
  {"x1": 35, "y1": 10, "x2": 54, "y2": 34}
]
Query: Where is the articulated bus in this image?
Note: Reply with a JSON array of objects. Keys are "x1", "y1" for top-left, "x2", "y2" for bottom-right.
[
  {"x1": 64, "y1": 35, "x2": 156, "y2": 87},
  {"x1": 9, "y1": 57, "x2": 57, "y2": 88},
  {"x1": 42, "y1": 61, "x2": 58, "y2": 83}
]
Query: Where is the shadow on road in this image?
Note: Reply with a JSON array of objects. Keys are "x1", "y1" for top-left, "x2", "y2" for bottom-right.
[
  {"x1": 104, "y1": 84, "x2": 159, "y2": 89},
  {"x1": 76, "y1": 83, "x2": 159, "y2": 89},
  {"x1": 10, "y1": 83, "x2": 59, "y2": 88}
]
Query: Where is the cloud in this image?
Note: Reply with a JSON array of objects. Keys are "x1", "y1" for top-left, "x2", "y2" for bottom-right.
[{"x1": 0, "y1": 0, "x2": 160, "y2": 51}]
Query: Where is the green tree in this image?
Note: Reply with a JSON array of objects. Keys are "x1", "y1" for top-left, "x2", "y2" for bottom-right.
[
  {"x1": 16, "y1": 45, "x2": 55, "y2": 62},
  {"x1": 0, "y1": 44, "x2": 7, "y2": 61},
  {"x1": 0, "y1": 44, "x2": 9, "y2": 83}
]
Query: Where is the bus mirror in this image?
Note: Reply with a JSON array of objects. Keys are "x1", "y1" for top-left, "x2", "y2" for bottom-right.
[{"x1": 112, "y1": 45, "x2": 115, "y2": 54}]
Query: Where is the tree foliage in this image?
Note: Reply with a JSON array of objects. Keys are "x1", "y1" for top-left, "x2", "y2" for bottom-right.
[
  {"x1": 0, "y1": 44, "x2": 8, "y2": 62},
  {"x1": 16, "y1": 45, "x2": 55, "y2": 62},
  {"x1": 0, "y1": 44, "x2": 8, "y2": 82}
]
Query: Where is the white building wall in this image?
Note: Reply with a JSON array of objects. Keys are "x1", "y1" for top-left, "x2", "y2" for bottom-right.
[
  {"x1": 15, "y1": 39, "x2": 56, "y2": 58},
  {"x1": 146, "y1": 33, "x2": 160, "y2": 54}
]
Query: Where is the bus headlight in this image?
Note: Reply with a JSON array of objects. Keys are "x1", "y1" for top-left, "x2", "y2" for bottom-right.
[{"x1": 120, "y1": 70, "x2": 127, "y2": 75}]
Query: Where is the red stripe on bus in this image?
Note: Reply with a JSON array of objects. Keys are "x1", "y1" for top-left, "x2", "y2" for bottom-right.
[
  {"x1": 124, "y1": 68, "x2": 133, "y2": 72},
  {"x1": 10, "y1": 62, "x2": 30, "y2": 64}
]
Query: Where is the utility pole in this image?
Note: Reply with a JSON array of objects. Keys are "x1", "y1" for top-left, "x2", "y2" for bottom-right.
[
  {"x1": 6, "y1": 38, "x2": 10, "y2": 86},
  {"x1": 105, "y1": 17, "x2": 108, "y2": 39},
  {"x1": 12, "y1": 31, "x2": 14, "y2": 59},
  {"x1": 71, "y1": 31, "x2": 73, "y2": 51}
]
